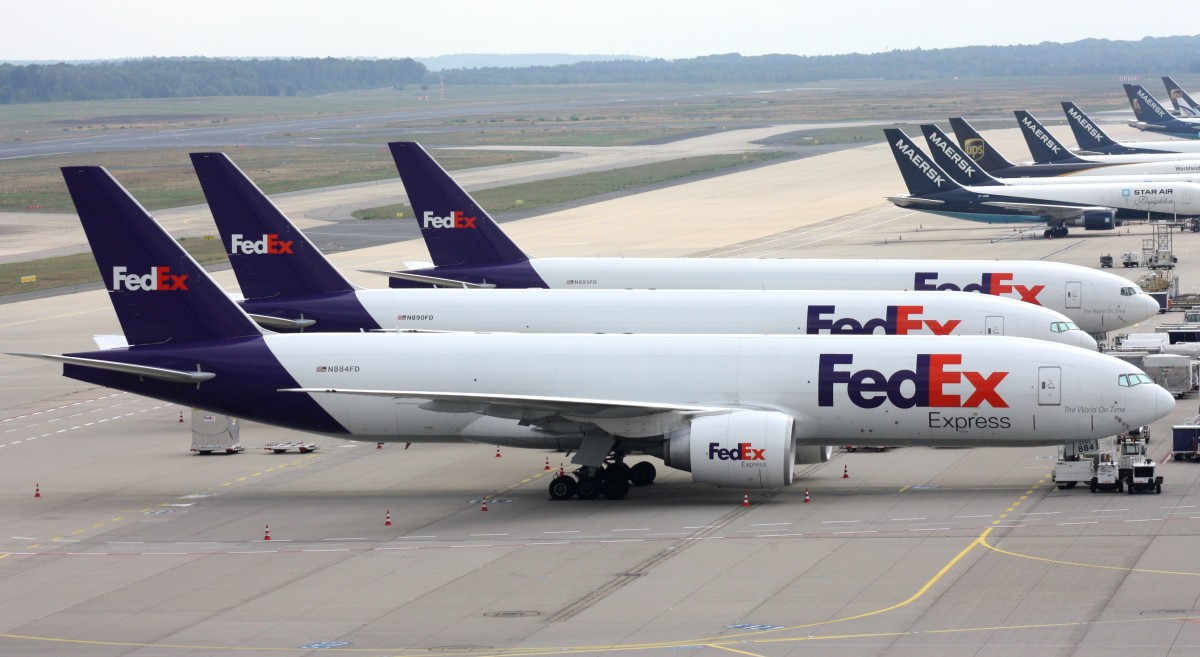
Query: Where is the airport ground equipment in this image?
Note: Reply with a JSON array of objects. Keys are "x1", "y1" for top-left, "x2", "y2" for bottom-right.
[
  {"x1": 190, "y1": 409, "x2": 243, "y2": 454},
  {"x1": 843, "y1": 445, "x2": 894, "y2": 453},
  {"x1": 264, "y1": 441, "x2": 319, "y2": 454},
  {"x1": 1172, "y1": 418, "x2": 1200, "y2": 461},
  {"x1": 1142, "y1": 354, "x2": 1194, "y2": 397},
  {"x1": 1054, "y1": 437, "x2": 1104, "y2": 489},
  {"x1": 1126, "y1": 460, "x2": 1163, "y2": 494},
  {"x1": 1100, "y1": 254, "x2": 1114, "y2": 268},
  {"x1": 1091, "y1": 461, "x2": 1124, "y2": 492},
  {"x1": 1122, "y1": 252, "x2": 1140, "y2": 267}
]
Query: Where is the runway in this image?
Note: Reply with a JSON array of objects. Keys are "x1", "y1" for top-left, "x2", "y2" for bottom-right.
[{"x1": 3, "y1": 120, "x2": 1200, "y2": 656}]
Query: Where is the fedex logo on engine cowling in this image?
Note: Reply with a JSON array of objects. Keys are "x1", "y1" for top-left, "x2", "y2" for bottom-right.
[
  {"x1": 422, "y1": 211, "x2": 477, "y2": 229},
  {"x1": 914, "y1": 272, "x2": 1044, "y2": 305},
  {"x1": 230, "y1": 233, "x2": 293, "y2": 255},
  {"x1": 818, "y1": 353, "x2": 1009, "y2": 409},
  {"x1": 807, "y1": 305, "x2": 960, "y2": 335},
  {"x1": 111, "y1": 266, "x2": 188, "y2": 291},
  {"x1": 708, "y1": 442, "x2": 765, "y2": 461}
]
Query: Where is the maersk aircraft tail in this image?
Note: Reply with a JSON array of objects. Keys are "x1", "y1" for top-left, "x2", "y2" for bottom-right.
[
  {"x1": 1163, "y1": 76, "x2": 1200, "y2": 117},
  {"x1": 1062, "y1": 101, "x2": 1200, "y2": 156},
  {"x1": 1123, "y1": 83, "x2": 1200, "y2": 139},
  {"x1": 1014, "y1": 111, "x2": 1091, "y2": 164}
]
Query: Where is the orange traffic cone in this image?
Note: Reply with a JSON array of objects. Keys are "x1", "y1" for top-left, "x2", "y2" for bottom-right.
[
  {"x1": 843, "y1": 465, "x2": 849, "y2": 479},
  {"x1": 544, "y1": 456, "x2": 551, "y2": 471},
  {"x1": 481, "y1": 498, "x2": 489, "y2": 512},
  {"x1": 376, "y1": 442, "x2": 383, "y2": 450},
  {"x1": 804, "y1": 488, "x2": 811, "y2": 503},
  {"x1": 385, "y1": 510, "x2": 393, "y2": 526},
  {"x1": 558, "y1": 463, "x2": 565, "y2": 477},
  {"x1": 495, "y1": 446, "x2": 502, "y2": 458},
  {"x1": 178, "y1": 412, "x2": 184, "y2": 423},
  {"x1": 34, "y1": 483, "x2": 41, "y2": 498},
  {"x1": 742, "y1": 493, "x2": 750, "y2": 507},
  {"x1": 263, "y1": 524, "x2": 272, "y2": 541}
]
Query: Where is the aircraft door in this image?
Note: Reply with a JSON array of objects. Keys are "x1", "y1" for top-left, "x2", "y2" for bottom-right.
[
  {"x1": 985, "y1": 316, "x2": 1004, "y2": 335},
  {"x1": 1065, "y1": 281, "x2": 1082, "y2": 309},
  {"x1": 1038, "y1": 366, "x2": 1061, "y2": 406}
]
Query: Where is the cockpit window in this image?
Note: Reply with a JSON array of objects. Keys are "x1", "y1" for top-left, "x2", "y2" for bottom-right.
[
  {"x1": 1120, "y1": 286, "x2": 1143, "y2": 296},
  {"x1": 1050, "y1": 321, "x2": 1080, "y2": 333},
  {"x1": 1118, "y1": 373, "x2": 1154, "y2": 386}
]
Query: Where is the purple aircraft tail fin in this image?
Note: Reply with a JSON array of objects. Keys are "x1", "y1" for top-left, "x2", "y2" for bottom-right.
[
  {"x1": 60, "y1": 166, "x2": 261, "y2": 346},
  {"x1": 387, "y1": 141, "x2": 529, "y2": 267},
  {"x1": 190, "y1": 152, "x2": 353, "y2": 300}
]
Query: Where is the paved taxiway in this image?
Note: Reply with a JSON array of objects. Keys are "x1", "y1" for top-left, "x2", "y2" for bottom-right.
[{"x1": 3, "y1": 121, "x2": 1200, "y2": 656}]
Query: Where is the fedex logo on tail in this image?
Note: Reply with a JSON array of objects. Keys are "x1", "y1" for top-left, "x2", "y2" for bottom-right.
[
  {"x1": 807, "y1": 305, "x2": 960, "y2": 335},
  {"x1": 422, "y1": 211, "x2": 477, "y2": 229},
  {"x1": 818, "y1": 354, "x2": 1009, "y2": 409},
  {"x1": 915, "y1": 272, "x2": 1044, "y2": 305},
  {"x1": 111, "y1": 266, "x2": 188, "y2": 291},
  {"x1": 230, "y1": 233, "x2": 294, "y2": 255},
  {"x1": 708, "y1": 442, "x2": 765, "y2": 461}
]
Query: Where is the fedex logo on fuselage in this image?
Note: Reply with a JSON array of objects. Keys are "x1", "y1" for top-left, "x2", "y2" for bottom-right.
[
  {"x1": 915, "y1": 272, "x2": 1044, "y2": 305},
  {"x1": 422, "y1": 211, "x2": 477, "y2": 229},
  {"x1": 925, "y1": 132, "x2": 976, "y2": 178},
  {"x1": 807, "y1": 305, "x2": 960, "y2": 335},
  {"x1": 1066, "y1": 107, "x2": 1105, "y2": 142},
  {"x1": 1019, "y1": 115, "x2": 1061, "y2": 154},
  {"x1": 230, "y1": 233, "x2": 293, "y2": 255},
  {"x1": 111, "y1": 266, "x2": 188, "y2": 291},
  {"x1": 818, "y1": 353, "x2": 1009, "y2": 409},
  {"x1": 893, "y1": 138, "x2": 945, "y2": 187},
  {"x1": 708, "y1": 442, "x2": 765, "y2": 461}
]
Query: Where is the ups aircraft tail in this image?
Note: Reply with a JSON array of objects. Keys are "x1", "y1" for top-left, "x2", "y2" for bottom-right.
[
  {"x1": 946, "y1": 118, "x2": 1017, "y2": 172},
  {"x1": 190, "y1": 152, "x2": 355, "y2": 300},
  {"x1": 1123, "y1": 83, "x2": 1200, "y2": 137},
  {"x1": 60, "y1": 166, "x2": 263, "y2": 347},
  {"x1": 386, "y1": 141, "x2": 529, "y2": 268},
  {"x1": 1013, "y1": 111, "x2": 1089, "y2": 164},
  {"x1": 918, "y1": 124, "x2": 1002, "y2": 186}
]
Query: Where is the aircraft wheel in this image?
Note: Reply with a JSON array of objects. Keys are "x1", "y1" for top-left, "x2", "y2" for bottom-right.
[
  {"x1": 548, "y1": 475, "x2": 577, "y2": 501},
  {"x1": 601, "y1": 477, "x2": 630, "y2": 500},
  {"x1": 577, "y1": 477, "x2": 603, "y2": 500},
  {"x1": 629, "y1": 461, "x2": 657, "y2": 486},
  {"x1": 605, "y1": 463, "x2": 631, "y2": 481},
  {"x1": 1065, "y1": 481, "x2": 1077, "y2": 489},
  {"x1": 1090, "y1": 479, "x2": 1097, "y2": 493},
  {"x1": 1044, "y1": 229, "x2": 1052, "y2": 238},
  {"x1": 1156, "y1": 483, "x2": 1162, "y2": 494}
]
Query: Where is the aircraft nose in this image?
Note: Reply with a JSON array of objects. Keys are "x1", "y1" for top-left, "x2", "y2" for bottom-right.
[
  {"x1": 1074, "y1": 331, "x2": 1099, "y2": 351},
  {"x1": 1137, "y1": 294, "x2": 1162, "y2": 321},
  {"x1": 1155, "y1": 383, "x2": 1176, "y2": 418}
]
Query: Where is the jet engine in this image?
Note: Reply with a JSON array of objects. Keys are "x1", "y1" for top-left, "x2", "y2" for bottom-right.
[
  {"x1": 794, "y1": 444, "x2": 832, "y2": 464},
  {"x1": 1067, "y1": 209, "x2": 1119, "y2": 231},
  {"x1": 654, "y1": 411, "x2": 795, "y2": 487}
]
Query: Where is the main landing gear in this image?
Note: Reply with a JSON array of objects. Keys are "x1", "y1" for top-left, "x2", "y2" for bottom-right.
[
  {"x1": 548, "y1": 456, "x2": 657, "y2": 501},
  {"x1": 1044, "y1": 226, "x2": 1069, "y2": 238}
]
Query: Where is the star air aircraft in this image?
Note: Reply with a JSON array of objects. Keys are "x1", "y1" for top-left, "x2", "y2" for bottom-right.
[{"x1": 9, "y1": 166, "x2": 1173, "y2": 501}]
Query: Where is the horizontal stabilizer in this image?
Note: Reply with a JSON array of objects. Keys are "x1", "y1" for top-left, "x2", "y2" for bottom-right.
[
  {"x1": 887, "y1": 195, "x2": 945, "y2": 207},
  {"x1": 9, "y1": 353, "x2": 216, "y2": 384},
  {"x1": 359, "y1": 269, "x2": 490, "y2": 289},
  {"x1": 246, "y1": 314, "x2": 317, "y2": 331},
  {"x1": 92, "y1": 335, "x2": 129, "y2": 350}
]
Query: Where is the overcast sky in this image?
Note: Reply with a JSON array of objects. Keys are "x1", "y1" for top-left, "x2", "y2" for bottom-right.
[{"x1": 5, "y1": 0, "x2": 1199, "y2": 62}]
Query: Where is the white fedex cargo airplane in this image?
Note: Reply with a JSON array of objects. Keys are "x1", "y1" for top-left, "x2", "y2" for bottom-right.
[
  {"x1": 378, "y1": 142, "x2": 1157, "y2": 335},
  {"x1": 12, "y1": 166, "x2": 1174, "y2": 501},
  {"x1": 184, "y1": 152, "x2": 1093, "y2": 349}
]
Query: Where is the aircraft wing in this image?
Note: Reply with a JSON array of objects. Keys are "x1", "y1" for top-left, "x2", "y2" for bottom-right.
[
  {"x1": 887, "y1": 195, "x2": 945, "y2": 208},
  {"x1": 979, "y1": 201, "x2": 1111, "y2": 220},
  {"x1": 282, "y1": 387, "x2": 736, "y2": 437},
  {"x1": 359, "y1": 270, "x2": 490, "y2": 289},
  {"x1": 8, "y1": 353, "x2": 215, "y2": 384}
]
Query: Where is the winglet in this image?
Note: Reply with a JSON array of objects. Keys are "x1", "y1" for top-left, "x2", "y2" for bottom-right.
[
  {"x1": 60, "y1": 166, "x2": 262, "y2": 346},
  {"x1": 386, "y1": 142, "x2": 529, "y2": 267},
  {"x1": 190, "y1": 152, "x2": 354, "y2": 299}
]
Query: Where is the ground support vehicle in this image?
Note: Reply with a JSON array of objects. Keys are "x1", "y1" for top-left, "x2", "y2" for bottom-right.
[
  {"x1": 264, "y1": 441, "x2": 319, "y2": 454},
  {"x1": 190, "y1": 410, "x2": 243, "y2": 455},
  {"x1": 1127, "y1": 462, "x2": 1164, "y2": 494},
  {"x1": 1091, "y1": 461, "x2": 1124, "y2": 493},
  {"x1": 1172, "y1": 419, "x2": 1200, "y2": 461}
]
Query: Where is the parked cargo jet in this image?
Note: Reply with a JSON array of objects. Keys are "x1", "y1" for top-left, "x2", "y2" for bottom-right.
[
  {"x1": 1163, "y1": 76, "x2": 1200, "y2": 118},
  {"x1": 948, "y1": 117, "x2": 1200, "y2": 178},
  {"x1": 1061, "y1": 102, "x2": 1200, "y2": 156},
  {"x1": 380, "y1": 141, "x2": 1156, "y2": 334},
  {"x1": 1123, "y1": 83, "x2": 1200, "y2": 140},
  {"x1": 187, "y1": 152, "x2": 1095, "y2": 349},
  {"x1": 1014, "y1": 110, "x2": 1200, "y2": 165},
  {"x1": 11, "y1": 166, "x2": 1173, "y2": 500},
  {"x1": 923, "y1": 122, "x2": 1200, "y2": 190},
  {"x1": 885, "y1": 127, "x2": 1200, "y2": 237}
]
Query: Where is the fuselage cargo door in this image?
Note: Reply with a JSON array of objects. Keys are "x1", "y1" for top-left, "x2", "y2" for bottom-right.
[
  {"x1": 1065, "y1": 281, "x2": 1082, "y2": 309},
  {"x1": 985, "y1": 315, "x2": 1004, "y2": 335},
  {"x1": 1038, "y1": 366, "x2": 1062, "y2": 406}
]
